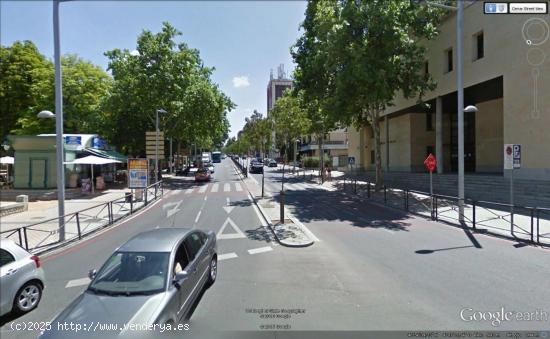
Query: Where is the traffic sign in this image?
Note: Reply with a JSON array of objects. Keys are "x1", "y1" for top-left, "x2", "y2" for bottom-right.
[
  {"x1": 348, "y1": 156, "x2": 355, "y2": 166},
  {"x1": 513, "y1": 144, "x2": 521, "y2": 169},
  {"x1": 504, "y1": 144, "x2": 521, "y2": 169},
  {"x1": 424, "y1": 153, "x2": 437, "y2": 172}
]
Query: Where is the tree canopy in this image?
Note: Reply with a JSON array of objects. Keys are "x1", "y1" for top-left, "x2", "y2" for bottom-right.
[
  {"x1": 0, "y1": 41, "x2": 112, "y2": 138},
  {"x1": 102, "y1": 22, "x2": 233, "y2": 155},
  {"x1": 293, "y1": 0, "x2": 443, "y2": 188}
]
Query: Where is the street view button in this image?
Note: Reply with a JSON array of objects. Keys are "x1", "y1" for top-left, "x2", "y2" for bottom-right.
[
  {"x1": 484, "y1": 2, "x2": 508, "y2": 14},
  {"x1": 509, "y1": 2, "x2": 548, "y2": 14}
]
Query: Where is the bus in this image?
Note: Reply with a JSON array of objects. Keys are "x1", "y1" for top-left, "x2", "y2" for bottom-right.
[{"x1": 212, "y1": 151, "x2": 222, "y2": 163}]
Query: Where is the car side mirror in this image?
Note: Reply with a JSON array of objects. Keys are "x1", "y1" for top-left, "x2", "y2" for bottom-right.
[
  {"x1": 88, "y1": 269, "x2": 97, "y2": 280},
  {"x1": 173, "y1": 270, "x2": 188, "y2": 289}
]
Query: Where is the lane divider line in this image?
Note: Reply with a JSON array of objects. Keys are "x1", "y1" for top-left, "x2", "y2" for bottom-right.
[
  {"x1": 248, "y1": 246, "x2": 273, "y2": 255},
  {"x1": 65, "y1": 277, "x2": 91, "y2": 288},
  {"x1": 195, "y1": 210, "x2": 202, "y2": 223},
  {"x1": 218, "y1": 252, "x2": 238, "y2": 261}
]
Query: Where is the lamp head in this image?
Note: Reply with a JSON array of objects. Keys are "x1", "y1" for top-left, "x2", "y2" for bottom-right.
[
  {"x1": 37, "y1": 110, "x2": 55, "y2": 119},
  {"x1": 464, "y1": 105, "x2": 478, "y2": 113}
]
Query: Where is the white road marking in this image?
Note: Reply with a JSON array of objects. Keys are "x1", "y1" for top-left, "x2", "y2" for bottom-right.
[
  {"x1": 248, "y1": 246, "x2": 273, "y2": 255},
  {"x1": 287, "y1": 184, "x2": 301, "y2": 191},
  {"x1": 204, "y1": 195, "x2": 208, "y2": 201},
  {"x1": 289, "y1": 216, "x2": 321, "y2": 242},
  {"x1": 293, "y1": 183, "x2": 310, "y2": 190},
  {"x1": 247, "y1": 193, "x2": 268, "y2": 227},
  {"x1": 65, "y1": 277, "x2": 91, "y2": 288},
  {"x1": 224, "y1": 183, "x2": 231, "y2": 192},
  {"x1": 195, "y1": 210, "x2": 202, "y2": 223},
  {"x1": 185, "y1": 188, "x2": 194, "y2": 194},
  {"x1": 217, "y1": 217, "x2": 246, "y2": 239},
  {"x1": 235, "y1": 182, "x2": 243, "y2": 191},
  {"x1": 166, "y1": 200, "x2": 183, "y2": 218},
  {"x1": 211, "y1": 183, "x2": 219, "y2": 192},
  {"x1": 223, "y1": 196, "x2": 234, "y2": 213},
  {"x1": 199, "y1": 185, "x2": 208, "y2": 193},
  {"x1": 218, "y1": 252, "x2": 238, "y2": 261},
  {"x1": 249, "y1": 175, "x2": 259, "y2": 185}
]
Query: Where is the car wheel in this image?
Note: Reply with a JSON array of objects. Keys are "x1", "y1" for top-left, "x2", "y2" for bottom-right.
[
  {"x1": 13, "y1": 281, "x2": 42, "y2": 314},
  {"x1": 206, "y1": 256, "x2": 217, "y2": 287}
]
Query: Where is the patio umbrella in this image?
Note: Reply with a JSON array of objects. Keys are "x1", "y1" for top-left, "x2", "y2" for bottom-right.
[{"x1": 65, "y1": 155, "x2": 121, "y2": 193}]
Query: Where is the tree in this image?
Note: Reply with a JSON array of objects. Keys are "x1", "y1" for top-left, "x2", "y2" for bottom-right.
[
  {"x1": 103, "y1": 22, "x2": 233, "y2": 155},
  {"x1": 1, "y1": 41, "x2": 113, "y2": 137},
  {"x1": 292, "y1": 1, "x2": 340, "y2": 180},
  {"x1": 269, "y1": 90, "x2": 311, "y2": 163},
  {"x1": 294, "y1": 0, "x2": 442, "y2": 189}
]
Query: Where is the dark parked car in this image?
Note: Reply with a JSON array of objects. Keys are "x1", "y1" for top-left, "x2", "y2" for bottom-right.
[
  {"x1": 249, "y1": 161, "x2": 264, "y2": 174},
  {"x1": 38, "y1": 228, "x2": 217, "y2": 338}
]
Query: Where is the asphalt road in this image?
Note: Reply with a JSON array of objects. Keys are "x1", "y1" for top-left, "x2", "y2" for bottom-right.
[{"x1": 1, "y1": 159, "x2": 549, "y2": 339}]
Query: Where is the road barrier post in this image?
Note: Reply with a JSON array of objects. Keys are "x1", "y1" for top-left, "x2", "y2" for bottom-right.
[
  {"x1": 76, "y1": 212, "x2": 82, "y2": 239},
  {"x1": 367, "y1": 182, "x2": 371, "y2": 198},
  {"x1": 23, "y1": 227, "x2": 29, "y2": 250},
  {"x1": 280, "y1": 190, "x2": 285, "y2": 224},
  {"x1": 472, "y1": 201, "x2": 476, "y2": 229}
]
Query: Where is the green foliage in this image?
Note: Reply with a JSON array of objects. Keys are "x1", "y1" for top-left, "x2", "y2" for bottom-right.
[
  {"x1": 269, "y1": 89, "x2": 311, "y2": 153},
  {"x1": 102, "y1": 22, "x2": 233, "y2": 155},
  {"x1": 302, "y1": 155, "x2": 330, "y2": 168},
  {"x1": 1, "y1": 41, "x2": 113, "y2": 137},
  {"x1": 293, "y1": 0, "x2": 443, "y2": 187}
]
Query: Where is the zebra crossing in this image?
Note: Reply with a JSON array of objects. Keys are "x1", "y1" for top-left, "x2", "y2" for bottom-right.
[
  {"x1": 263, "y1": 181, "x2": 335, "y2": 192},
  {"x1": 183, "y1": 182, "x2": 244, "y2": 194}
]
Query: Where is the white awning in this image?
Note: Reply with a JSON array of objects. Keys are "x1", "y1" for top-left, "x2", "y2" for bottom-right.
[
  {"x1": 64, "y1": 155, "x2": 121, "y2": 165},
  {"x1": 0, "y1": 156, "x2": 14, "y2": 164}
]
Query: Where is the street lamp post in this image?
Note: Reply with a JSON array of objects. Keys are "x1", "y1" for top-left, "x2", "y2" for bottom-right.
[
  {"x1": 38, "y1": 109, "x2": 64, "y2": 240},
  {"x1": 36, "y1": 0, "x2": 69, "y2": 242},
  {"x1": 262, "y1": 137, "x2": 266, "y2": 197},
  {"x1": 155, "y1": 109, "x2": 167, "y2": 183},
  {"x1": 414, "y1": 0, "x2": 468, "y2": 222}
]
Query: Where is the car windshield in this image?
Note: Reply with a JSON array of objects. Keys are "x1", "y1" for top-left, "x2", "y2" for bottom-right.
[
  {"x1": 197, "y1": 168, "x2": 207, "y2": 174},
  {"x1": 88, "y1": 251, "x2": 169, "y2": 295}
]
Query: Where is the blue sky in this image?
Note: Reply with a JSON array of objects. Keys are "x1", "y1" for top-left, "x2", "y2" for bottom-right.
[{"x1": 0, "y1": 0, "x2": 307, "y2": 138}]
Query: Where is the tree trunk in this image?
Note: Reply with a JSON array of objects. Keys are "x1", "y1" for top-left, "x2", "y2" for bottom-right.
[{"x1": 371, "y1": 112, "x2": 383, "y2": 190}]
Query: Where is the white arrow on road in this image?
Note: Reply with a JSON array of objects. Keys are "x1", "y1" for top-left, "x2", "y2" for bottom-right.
[
  {"x1": 217, "y1": 217, "x2": 246, "y2": 239},
  {"x1": 163, "y1": 200, "x2": 183, "y2": 218},
  {"x1": 223, "y1": 197, "x2": 234, "y2": 214}
]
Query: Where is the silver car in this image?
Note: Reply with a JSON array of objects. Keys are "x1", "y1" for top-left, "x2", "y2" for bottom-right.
[
  {"x1": 39, "y1": 228, "x2": 217, "y2": 338},
  {"x1": 0, "y1": 238, "x2": 45, "y2": 316}
]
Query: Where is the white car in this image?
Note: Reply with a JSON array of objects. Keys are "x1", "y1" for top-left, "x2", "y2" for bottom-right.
[{"x1": 0, "y1": 238, "x2": 45, "y2": 316}]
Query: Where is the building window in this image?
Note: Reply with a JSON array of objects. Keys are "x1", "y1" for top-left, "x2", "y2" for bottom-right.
[
  {"x1": 474, "y1": 31, "x2": 484, "y2": 60},
  {"x1": 424, "y1": 61, "x2": 429, "y2": 79},
  {"x1": 445, "y1": 48, "x2": 453, "y2": 73},
  {"x1": 426, "y1": 146, "x2": 434, "y2": 156},
  {"x1": 370, "y1": 150, "x2": 375, "y2": 164},
  {"x1": 426, "y1": 113, "x2": 434, "y2": 131}
]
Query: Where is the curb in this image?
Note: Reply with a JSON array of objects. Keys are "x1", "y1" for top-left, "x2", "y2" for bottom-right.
[{"x1": 230, "y1": 160, "x2": 314, "y2": 248}]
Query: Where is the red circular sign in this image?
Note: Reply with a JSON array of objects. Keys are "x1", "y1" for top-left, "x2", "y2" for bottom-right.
[
  {"x1": 424, "y1": 154, "x2": 437, "y2": 172},
  {"x1": 506, "y1": 146, "x2": 512, "y2": 155}
]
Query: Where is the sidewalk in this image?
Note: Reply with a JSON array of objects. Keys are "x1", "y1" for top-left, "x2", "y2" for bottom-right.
[
  {"x1": 258, "y1": 166, "x2": 550, "y2": 246},
  {"x1": 232, "y1": 164, "x2": 315, "y2": 247},
  {"x1": 0, "y1": 186, "x2": 162, "y2": 253},
  {"x1": 327, "y1": 178, "x2": 550, "y2": 246}
]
